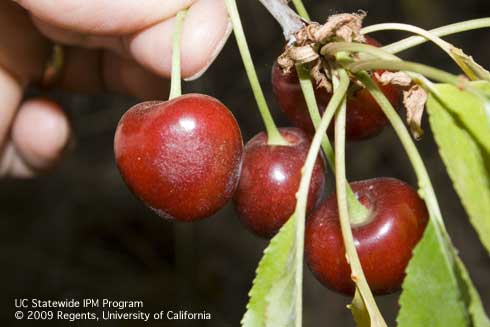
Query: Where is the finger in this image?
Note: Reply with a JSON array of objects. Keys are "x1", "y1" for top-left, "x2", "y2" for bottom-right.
[
  {"x1": 31, "y1": 18, "x2": 127, "y2": 56},
  {"x1": 31, "y1": 0, "x2": 231, "y2": 80},
  {"x1": 127, "y1": 0, "x2": 231, "y2": 79},
  {"x1": 52, "y1": 47, "x2": 169, "y2": 100},
  {"x1": 56, "y1": 47, "x2": 104, "y2": 93},
  {"x1": 11, "y1": 98, "x2": 70, "y2": 171},
  {"x1": 0, "y1": 1, "x2": 51, "y2": 84},
  {"x1": 0, "y1": 67, "x2": 33, "y2": 178},
  {"x1": 0, "y1": 143, "x2": 36, "y2": 178},
  {"x1": 0, "y1": 69, "x2": 29, "y2": 176},
  {"x1": 101, "y1": 51, "x2": 169, "y2": 100},
  {"x1": 16, "y1": 0, "x2": 196, "y2": 35},
  {"x1": 0, "y1": 68, "x2": 23, "y2": 148}
]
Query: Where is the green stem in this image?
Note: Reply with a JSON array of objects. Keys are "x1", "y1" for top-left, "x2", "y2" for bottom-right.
[
  {"x1": 296, "y1": 65, "x2": 369, "y2": 223},
  {"x1": 356, "y1": 72, "x2": 470, "y2": 302},
  {"x1": 363, "y1": 18, "x2": 490, "y2": 54},
  {"x1": 291, "y1": 0, "x2": 310, "y2": 20},
  {"x1": 322, "y1": 42, "x2": 399, "y2": 60},
  {"x1": 356, "y1": 71, "x2": 446, "y2": 228},
  {"x1": 349, "y1": 59, "x2": 465, "y2": 85},
  {"x1": 348, "y1": 59, "x2": 490, "y2": 119},
  {"x1": 358, "y1": 71, "x2": 490, "y2": 326},
  {"x1": 362, "y1": 22, "x2": 481, "y2": 80},
  {"x1": 169, "y1": 10, "x2": 187, "y2": 100},
  {"x1": 224, "y1": 0, "x2": 287, "y2": 145},
  {"x1": 334, "y1": 72, "x2": 387, "y2": 327},
  {"x1": 296, "y1": 65, "x2": 335, "y2": 167},
  {"x1": 321, "y1": 44, "x2": 456, "y2": 107},
  {"x1": 292, "y1": 67, "x2": 350, "y2": 327}
]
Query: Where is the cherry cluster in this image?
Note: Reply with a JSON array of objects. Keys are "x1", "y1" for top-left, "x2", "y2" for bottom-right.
[{"x1": 113, "y1": 37, "x2": 428, "y2": 295}]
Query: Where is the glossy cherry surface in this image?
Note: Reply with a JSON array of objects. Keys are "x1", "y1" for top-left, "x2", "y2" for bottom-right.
[
  {"x1": 233, "y1": 127, "x2": 325, "y2": 238},
  {"x1": 305, "y1": 178, "x2": 428, "y2": 295},
  {"x1": 272, "y1": 37, "x2": 402, "y2": 140},
  {"x1": 114, "y1": 94, "x2": 243, "y2": 222}
]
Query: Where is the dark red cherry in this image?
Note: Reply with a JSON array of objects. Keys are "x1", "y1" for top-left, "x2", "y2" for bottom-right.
[
  {"x1": 114, "y1": 94, "x2": 243, "y2": 222},
  {"x1": 271, "y1": 37, "x2": 402, "y2": 140},
  {"x1": 233, "y1": 127, "x2": 325, "y2": 238},
  {"x1": 305, "y1": 178, "x2": 428, "y2": 295}
]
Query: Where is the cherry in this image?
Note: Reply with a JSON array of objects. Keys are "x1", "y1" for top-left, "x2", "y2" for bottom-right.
[
  {"x1": 271, "y1": 37, "x2": 402, "y2": 140},
  {"x1": 114, "y1": 94, "x2": 243, "y2": 222},
  {"x1": 233, "y1": 127, "x2": 325, "y2": 238},
  {"x1": 305, "y1": 177, "x2": 428, "y2": 295}
]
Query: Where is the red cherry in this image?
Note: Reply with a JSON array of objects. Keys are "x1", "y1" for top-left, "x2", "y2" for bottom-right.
[
  {"x1": 233, "y1": 127, "x2": 325, "y2": 238},
  {"x1": 271, "y1": 37, "x2": 402, "y2": 140},
  {"x1": 305, "y1": 178, "x2": 428, "y2": 295},
  {"x1": 114, "y1": 94, "x2": 243, "y2": 222}
]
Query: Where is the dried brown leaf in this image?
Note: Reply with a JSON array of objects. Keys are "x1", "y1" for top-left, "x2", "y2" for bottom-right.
[
  {"x1": 403, "y1": 85, "x2": 428, "y2": 140},
  {"x1": 375, "y1": 71, "x2": 412, "y2": 87}
]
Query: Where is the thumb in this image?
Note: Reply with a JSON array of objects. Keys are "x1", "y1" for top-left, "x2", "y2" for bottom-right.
[
  {"x1": 17, "y1": 0, "x2": 232, "y2": 80},
  {"x1": 24, "y1": 0, "x2": 232, "y2": 80},
  {"x1": 128, "y1": 0, "x2": 232, "y2": 80},
  {"x1": 15, "y1": 0, "x2": 196, "y2": 35}
]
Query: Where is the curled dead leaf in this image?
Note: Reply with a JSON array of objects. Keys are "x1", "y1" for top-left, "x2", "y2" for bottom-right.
[
  {"x1": 375, "y1": 71, "x2": 412, "y2": 87},
  {"x1": 403, "y1": 85, "x2": 428, "y2": 140},
  {"x1": 277, "y1": 12, "x2": 367, "y2": 90},
  {"x1": 311, "y1": 61, "x2": 332, "y2": 92},
  {"x1": 309, "y1": 12, "x2": 366, "y2": 44},
  {"x1": 287, "y1": 45, "x2": 319, "y2": 64}
]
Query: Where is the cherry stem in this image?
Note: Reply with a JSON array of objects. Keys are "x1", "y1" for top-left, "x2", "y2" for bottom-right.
[
  {"x1": 357, "y1": 71, "x2": 489, "y2": 322},
  {"x1": 322, "y1": 42, "x2": 398, "y2": 60},
  {"x1": 334, "y1": 70, "x2": 387, "y2": 327},
  {"x1": 355, "y1": 71, "x2": 474, "y2": 295},
  {"x1": 362, "y1": 22, "x2": 486, "y2": 80},
  {"x1": 357, "y1": 71, "x2": 447, "y2": 229},
  {"x1": 322, "y1": 42, "x2": 434, "y2": 87},
  {"x1": 291, "y1": 0, "x2": 310, "y2": 21},
  {"x1": 364, "y1": 18, "x2": 490, "y2": 54},
  {"x1": 168, "y1": 10, "x2": 187, "y2": 100},
  {"x1": 290, "y1": 0, "x2": 369, "y2": 224},
  {"x1": 321, "y1": 43, "x2": 450, "y2": 105},
  {"x1": 296, "y1": 65, "x2": 370, "y2": 224},
  {"x1": 224, "y1": 0, "x2": 288, "y2": 146},
  {"x1": 349, "y1": 59, "x2": 474, "y2": 89},
  {"x1": 349, "y1": 59, "x2": 490, "y2": 120},
  {"x1": 41, "y1": 44, "x2": 64, "y2": 88},
  {"x1": 296, "y1": 66, "x2": 335, "y2": 166},
  {"x1": 292, "y1": 67, "x2": 350, "y2": 327}
]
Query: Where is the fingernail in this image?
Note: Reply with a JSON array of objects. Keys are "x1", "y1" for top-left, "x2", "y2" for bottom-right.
[{"x1": 184, "y1": 20, "x2": 232, "y2": 81}]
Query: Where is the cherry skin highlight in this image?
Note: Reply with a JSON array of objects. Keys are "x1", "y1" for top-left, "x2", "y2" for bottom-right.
[
  {"x1": 305, "y1": 177, "x2": 428, "y2": 295},
  {"x1": 272, "y1": 37, "x2": 402, "y2": 140},
  {"x1": 233, "y1": 127, "x2": 325, "y2": 238},
  {"x1": 114, "y1": 94, "x2": 243, "y2": 222}
]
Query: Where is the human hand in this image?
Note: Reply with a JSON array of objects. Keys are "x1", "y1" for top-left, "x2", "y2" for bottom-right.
[{"x1": 0, "y1": 0, "x2": 231, "y2": 177}]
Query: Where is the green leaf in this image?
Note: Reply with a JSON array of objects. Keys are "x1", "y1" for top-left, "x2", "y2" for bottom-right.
[
  {"x1": 450, "y1": 48, "x2": 490, "y2": 82},
  {"x1": 241, "y1": 215, "x2": 297, "y2": 327},
  {"x1": 454, "y1": 256, "x2": 490, "y2": 327},
  {"x1": 349, "y1": 291, "x2": 370, "y2": 327},
  {"x1": 397, "y1": 220, "x2": 469, "y2": 327},
  {"x1": 398, "y1": 81, "x2": 490, "y2": 327},
  {"x1": 427, "y1": 81, "x2": 490, "y2": 254}
]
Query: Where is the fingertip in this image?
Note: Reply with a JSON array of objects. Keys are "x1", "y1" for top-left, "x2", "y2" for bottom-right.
[
  {"x1": 12, "y1": 98, "x2": 71, "y2": 170},
  {"x1": 128, "y1": 0, "x2": 231, "y2": 79},
  {"x1": 17, "y1": 0, "x2": 196, "y2": 35},
  {"x1": 181, "y1": 0, "x2": 231, "y2": 79},
  {"x1": 0, "y1": 143, "x2": 35, "y2": 178}
]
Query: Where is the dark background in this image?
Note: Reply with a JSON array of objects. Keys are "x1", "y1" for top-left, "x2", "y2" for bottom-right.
[{"x1": 2, "y1": 0, "x2": 490, "y2": 326}]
